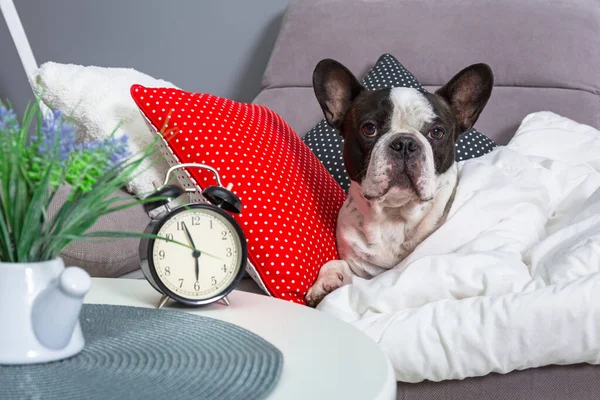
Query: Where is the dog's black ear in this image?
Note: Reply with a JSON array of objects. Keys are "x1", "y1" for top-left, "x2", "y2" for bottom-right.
[
  {"x1": 313, "y1": 59, "x2": 365, "y2": 132},
  {"x1": 436, "y1": 63, "x2": 493, "y2": 134}
]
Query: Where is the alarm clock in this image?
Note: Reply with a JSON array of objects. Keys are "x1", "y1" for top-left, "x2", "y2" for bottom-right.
[{"x1": 139, "y1": 163, "x2": 247, "y2": 308}]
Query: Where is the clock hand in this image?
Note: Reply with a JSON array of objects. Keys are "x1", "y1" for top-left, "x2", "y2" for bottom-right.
[
  {"x1": 182, "y1": 221, "x2": 201, "y2": 282},
  {"x1": 181, "y1": 221, "x2": 197, "y2": 250}
]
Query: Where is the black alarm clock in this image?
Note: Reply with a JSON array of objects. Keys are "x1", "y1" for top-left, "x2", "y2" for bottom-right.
[{"x1": 139, "y1": 163, "x2": 247, "y2": 308}]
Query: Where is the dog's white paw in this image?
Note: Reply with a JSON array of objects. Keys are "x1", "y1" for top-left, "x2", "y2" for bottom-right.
[{"x1": 305, "y1": 271, "x2": 344, "y2": 308}]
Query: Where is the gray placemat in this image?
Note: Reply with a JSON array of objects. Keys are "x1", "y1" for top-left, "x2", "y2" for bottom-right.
[{"x1": 0, "y1": 304, "x2": 283, "y2": 400}]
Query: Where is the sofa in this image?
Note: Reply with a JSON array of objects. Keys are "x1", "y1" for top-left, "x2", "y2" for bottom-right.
[{"x1": 54, "y1": 0, "x2": 600, "y2": 398}]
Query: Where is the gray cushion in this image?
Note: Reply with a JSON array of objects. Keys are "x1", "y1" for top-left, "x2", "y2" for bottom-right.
[
  {"x1": 397, "y1": 364, "x2": 600, "y2": 400},
  {"x1": 263, "y1": 0, "x2": 600, "y2": 91},
  {"x1": 255, "y1": 0, "x2": 600, "y2": 144},
  {"x1": 49, "y1": 186, "x2": 150, "y2": 277}
]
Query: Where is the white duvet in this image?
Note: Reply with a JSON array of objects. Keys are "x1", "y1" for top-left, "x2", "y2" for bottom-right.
[{"x1": 318, "y1": 112, "x2": 600, "y2": 383}]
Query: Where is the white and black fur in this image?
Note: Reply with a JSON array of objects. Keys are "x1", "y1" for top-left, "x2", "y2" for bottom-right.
[{"x1": 306, "y1": 59, "x2": 493, "y2": 307}]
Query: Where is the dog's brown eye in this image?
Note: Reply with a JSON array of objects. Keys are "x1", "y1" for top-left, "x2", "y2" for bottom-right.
[
  {"x1": 428, "y1": 126, "x2": 445, "y2": 140},
  {"x1": 361, "y1": 122, "x2": 377, "y2": 137}
]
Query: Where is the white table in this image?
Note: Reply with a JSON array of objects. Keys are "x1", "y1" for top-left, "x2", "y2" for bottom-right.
[{"x1": 86, "y1": 278, "x2": 396, "y2": 400}]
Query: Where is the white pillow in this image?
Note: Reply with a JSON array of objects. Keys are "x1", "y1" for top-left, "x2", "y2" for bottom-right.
[{"x1": 34, "y1": 62, "x2": 178, "y2": 196}]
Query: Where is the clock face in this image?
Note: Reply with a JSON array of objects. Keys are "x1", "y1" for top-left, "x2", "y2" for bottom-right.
[{"x1": 150, "y1": 206, "x2": 244, "y2": 302}]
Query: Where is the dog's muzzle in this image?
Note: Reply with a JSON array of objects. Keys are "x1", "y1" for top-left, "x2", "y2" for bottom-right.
[{"x1": 362, "y1": 132, "x2": 435, "y2": 202}]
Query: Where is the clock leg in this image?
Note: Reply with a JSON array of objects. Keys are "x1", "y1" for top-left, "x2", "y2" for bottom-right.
[
  {"x1": 221, "y1": 296, "x2": 231, "y2": 307},
  {"x1": 157, "y1": 294, "x2": 169, "y2": 309}
]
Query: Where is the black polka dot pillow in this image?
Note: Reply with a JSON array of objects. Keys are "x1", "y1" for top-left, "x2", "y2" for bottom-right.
[
  {"x1": 303, "y1": 53, "x2": 498, "y2": 191},
  {"x1": 131, "y1": 85, "x2": 346, "y2": 305}
]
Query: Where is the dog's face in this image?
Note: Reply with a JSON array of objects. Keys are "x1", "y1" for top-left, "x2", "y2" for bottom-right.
[{"x1": 313, "y1": 60, "x2": 493, "y2": 205}]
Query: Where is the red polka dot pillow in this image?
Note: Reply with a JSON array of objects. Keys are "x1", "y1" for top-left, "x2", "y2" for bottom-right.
[{"x1": 130, "y1": 85, "x2": 346, "y2": 304}]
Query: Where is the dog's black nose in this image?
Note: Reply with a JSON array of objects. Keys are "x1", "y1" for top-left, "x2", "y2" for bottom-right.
[{"x1": 390, "y1": 136, "x2": 418, "y2": 153}]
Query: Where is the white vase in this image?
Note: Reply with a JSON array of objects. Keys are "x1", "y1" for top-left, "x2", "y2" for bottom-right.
[{"x1": 0, "y1": 258, "x2": 91, "y2": 365}]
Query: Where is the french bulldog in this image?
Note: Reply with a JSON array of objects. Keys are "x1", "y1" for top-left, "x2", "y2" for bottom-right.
[{"x1": 305, "y1": 59, "x2": 493, "y2": 307}]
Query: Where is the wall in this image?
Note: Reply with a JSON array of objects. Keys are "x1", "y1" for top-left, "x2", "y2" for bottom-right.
[{"x1": 0, "y1": 0, "x2": 289, "y2": 117}]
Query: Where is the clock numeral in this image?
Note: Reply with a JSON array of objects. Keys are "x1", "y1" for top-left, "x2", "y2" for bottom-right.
[
  {"x1": 211, "y1": 276, "x2": 217, "y2": 286},
  {"x1": 222, "y1": 264, "x2": 227, "y2": 273},
  {"x1": 176, "y1": 221, "x2": 184, "y2": 231},
  {"x1": 226, "y1": 248, "x2": 232, "y2": 257},
  {"x1": 158, "y1": 250, "x2": 165, "y2": 260},
  {"x1": 164, "y1": 266, "x2": 171, "y2": 276},
  {"x1": 221, "y1": 231, "x2": 227, "y2": 240},
  {"x1": 210, "y1": 220, "x2": 213, "y2": 229},
  {"x1": 192, "y1": 216, "x2": 201, "y2": 226},
  {"x1": 178, "y1": 279, "x2": 184, "y2": 288},
  {"x1": 194, "y1": 281, "x2": 200, "y2": 291},
  {"x1": 166, "y1": 233, "x2": 174, "y2": 241}
]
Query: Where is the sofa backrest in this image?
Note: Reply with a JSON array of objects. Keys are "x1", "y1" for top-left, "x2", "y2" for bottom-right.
[{"x1": 253, "y1": 0, "x2": 600, "y2": 144}]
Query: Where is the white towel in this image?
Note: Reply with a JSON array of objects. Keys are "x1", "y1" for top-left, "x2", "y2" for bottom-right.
[{"x1": 34, "y1": 62, "x2": 178, "y2": 196}]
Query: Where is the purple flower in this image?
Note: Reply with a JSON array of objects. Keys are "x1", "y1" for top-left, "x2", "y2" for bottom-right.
[
  {"x1": 82, "y1": 134, "x2": 132, "y2": 171},
  {"x1": 106, "y1": 134, "x2": 132, "y2": 168},
  {"x1": 0, "y1": 105, "x2": 19, "y2": 131},
  {"x1": 37, "y1": 110, "x2": 77, "y2": 161}
]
